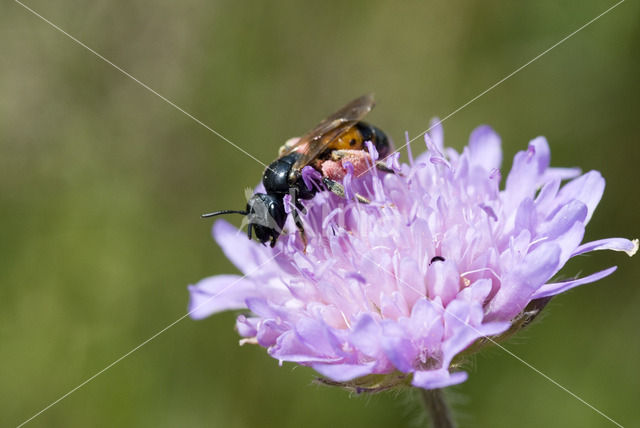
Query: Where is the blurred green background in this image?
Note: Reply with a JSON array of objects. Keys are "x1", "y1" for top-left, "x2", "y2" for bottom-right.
[{"x1": 2, "y1": 1, "x2": 639, "y2": 427}]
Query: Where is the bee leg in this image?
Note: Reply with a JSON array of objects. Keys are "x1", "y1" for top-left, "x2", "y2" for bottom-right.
[
  {"x1": 322, "y1": 177, "x2": 371, "y2": 204},
  {"x1": 291, "y1": 207, "x2": 308, "y2": 251},
  {"x1": 330, "y1": 150, "x2": 351, "y2": 161},
  {"x1": 294, "y1": 195, "x2": 307, "y2": 216},
  {"x1": 375, "y1": 161, "x2": 396, "y2": 174},
  {"x1": 247, "y1": 223, "x2": 253, "y2": 240}
]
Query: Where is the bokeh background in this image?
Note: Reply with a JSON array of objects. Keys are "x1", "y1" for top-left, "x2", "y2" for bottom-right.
[{"x1": 2, "y1": 1, "x2": 639, "y2": 427}]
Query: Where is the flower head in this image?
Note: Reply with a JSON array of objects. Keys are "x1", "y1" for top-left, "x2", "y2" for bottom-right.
[{"x1": 189, "y1": 121, "x2": 637, "y2": 391}]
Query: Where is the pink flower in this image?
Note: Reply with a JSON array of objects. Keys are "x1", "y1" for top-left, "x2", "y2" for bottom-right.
[{"x1": 189, "y1": 120, "x2": 637, "y2": 390}]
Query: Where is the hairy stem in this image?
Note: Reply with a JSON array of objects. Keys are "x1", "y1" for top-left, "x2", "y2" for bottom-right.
[{"x1": 419, "y1": 388, "x2": 455, "y2": 428}]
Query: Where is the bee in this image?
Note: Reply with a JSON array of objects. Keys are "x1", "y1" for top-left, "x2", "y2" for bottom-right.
[{"x1": 202, "y1": 94, "x2": 392, "y2": 247}]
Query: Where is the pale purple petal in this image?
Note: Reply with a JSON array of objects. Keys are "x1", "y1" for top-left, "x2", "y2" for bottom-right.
[
  {"x1": 412, "y1": 369, "x2": 468, "y2": 389},
  {"x1": 365, "y1": 140, "x2": 379, "y2": 162},
  {"x1": 295, "y1": 317, "x2": 342, "y2": 357},
  {"x1": 532, "y1": 266, "x2": 618, "y2": 299},
  {"x1": 534, "y1": 178, "x2": 560, "y2": 211},
  {"x1": 236, "y1": 315, "x2": 258, "y2": 337},
  {"x1": 256, "y1": 319, "x2": 287, "y2": 346},
  {"x1": 426, "y1": 260, "x2": 459, "y2": 305},
  {"x1": 504, "y1": 138, "x2": 550, "y2": 210},
  {"x1": 457, "y1": 278, "x2": 492, "y2": 303},
  {"x1": 486, "y1": 242, "x2": 561, "y2": 320},
  {"x1": 269, "y1": 330, "x2": 340, "y2": 364},
  {"x1": 349, "y1": 314, "x2": 383, "y2": 357},
  {"x1": 213, "y1": 220, "x2": 270, "y2": 275},
  {"x1": 188, "y1": 275, "x2": 255, "y2": 319},
  {"x1": 342, "y1": 161, "x2": 355, "y2": 200},
  {"x1": 551, "y1": 221, "x2": 585, "y2": 267},
  {"x1": 283, "y1": 194, "x2": 293, "y2": 214},
  {"x1": 529, "y1": 137, "x2": 551, "y2": 174},
  {"x1": 407, "y1": 298, "x2": 444, "y2": 346},
  {"x1": 538, "y1": 200, "x2": 587, "y2": 239},
  {"x1": 442, "y1": 321, "x2": 510, "y2": 366},
  {"x1": 380, "y1": 321, "x2": 415, "y2": 373},
  {"x1": 301, "y1": 165, "x2": 323, "y2": 192},
  {"x1": 312, "y1": 362, "x2": 376, "y2": 382},
  {"x1": 428, "y1": 117, "x2": 444, "y2": 151},
  {"x1": 541, "y1": 167, "x2": 582, "y2": 183},
  {"x1": 572, "y1": 237, "x2": 638, "y2": 257},
  {"x1": 554, "y1": 171, "x2": 605, "y2": 224},
  {"x1": 468, "y1": 125, "x2": 502, "y2": 171},
  {"x1": 425, "y1": 133, "x2": 450, "y2": 169},
  {"x1": 514, "y1": 197, "x2": 537, "y2": 234}
]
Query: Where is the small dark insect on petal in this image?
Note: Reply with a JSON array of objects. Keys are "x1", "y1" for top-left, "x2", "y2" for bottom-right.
[{"x1": 430, "y1": 256, "x2": 445, "y2": 265}]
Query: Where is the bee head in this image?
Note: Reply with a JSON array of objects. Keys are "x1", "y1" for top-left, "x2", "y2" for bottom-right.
[
  {"x1": 246, "y1": 193, "x2": 286, "y2": 247},
  {"x1": 201, "y1": 192, "x2": 286, "y2": 247}
]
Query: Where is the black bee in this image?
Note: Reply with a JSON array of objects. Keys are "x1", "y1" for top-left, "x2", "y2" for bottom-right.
[{"x1": 202, "y1": 94, "x2": 392, "y2": 247}]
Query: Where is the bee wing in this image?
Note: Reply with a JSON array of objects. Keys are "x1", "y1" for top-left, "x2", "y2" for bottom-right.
[{"x1": 281, "y1": 94, "x2": 375, "y2": 170}]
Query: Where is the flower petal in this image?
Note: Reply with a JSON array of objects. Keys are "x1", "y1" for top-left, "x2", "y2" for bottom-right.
[
  {"x1": 538, "y1": 200, "x2": 587, "y2": 239},
  {"x1": 572, "y1": 237, "x2": 638, "y2": 257},
  {"x1": 256, "y1": 319, "x2": 288, "y2": 347},
  {"x1": 426, "y1": 259, "x2": 460, "y2": 306},
  {"x1": 412, "y1": 369, "x2": 468, "y2": 389},
  {"x1": 442, "y1": 320, "x2": 510, "y2": 366},
  {"x1": 349, "y1": 314, "x2": 382, "y2": 357},
  {"x1": 504, "y1": 137, "x2": 550, "y2": 211},
  {"x1": 468, "y1": 125, "x2": 502, "y2": 171},
  {"x1": 541, "y1": 167, "x2": 581, "y2": 183},
  {"x1": 213, "y1": 220, "x2": 271, "y2": 275},
  {"x1": 236, "y1": 315, "x2": 259, "y2": 337},
  {"x1": 428, "y1": 117, "x2": 444, "y2": 151},
  {"x1": 531, "y1": 266, "x2": 618, "y2": 299},
  {"x1": 407, "y1": 298, "x2": 444, "y2": 347},
  {"x1": 486, "y1": 242, "x2": 561, "y2": 320},
  {"x1": 555, "y1": 171, "x2": 605, "y2": 225},
  {"x1": 295, "y1": 317, "x2": 342, "y2": 357},
  {"x1": 269, "y1": 330, "x2": 340, "y2": 364},
  {"x1": 312, "y1": 362, "x2": 376, "y2": 382},
  {"x1": 188, "y1": 275, "x2": 256, "y2": 319},
  {"x1": 380, "y1": 321, "x2": 415, "y2": 373}
]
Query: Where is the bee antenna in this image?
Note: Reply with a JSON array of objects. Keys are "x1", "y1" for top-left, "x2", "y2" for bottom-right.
[{"x1": 201, "y1": 209, "x2": 248, "y2": 218}]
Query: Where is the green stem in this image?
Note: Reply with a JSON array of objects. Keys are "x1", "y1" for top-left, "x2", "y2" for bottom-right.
[{"x1": 419, "y1": 388, "x2": 455, "y2": 428}]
